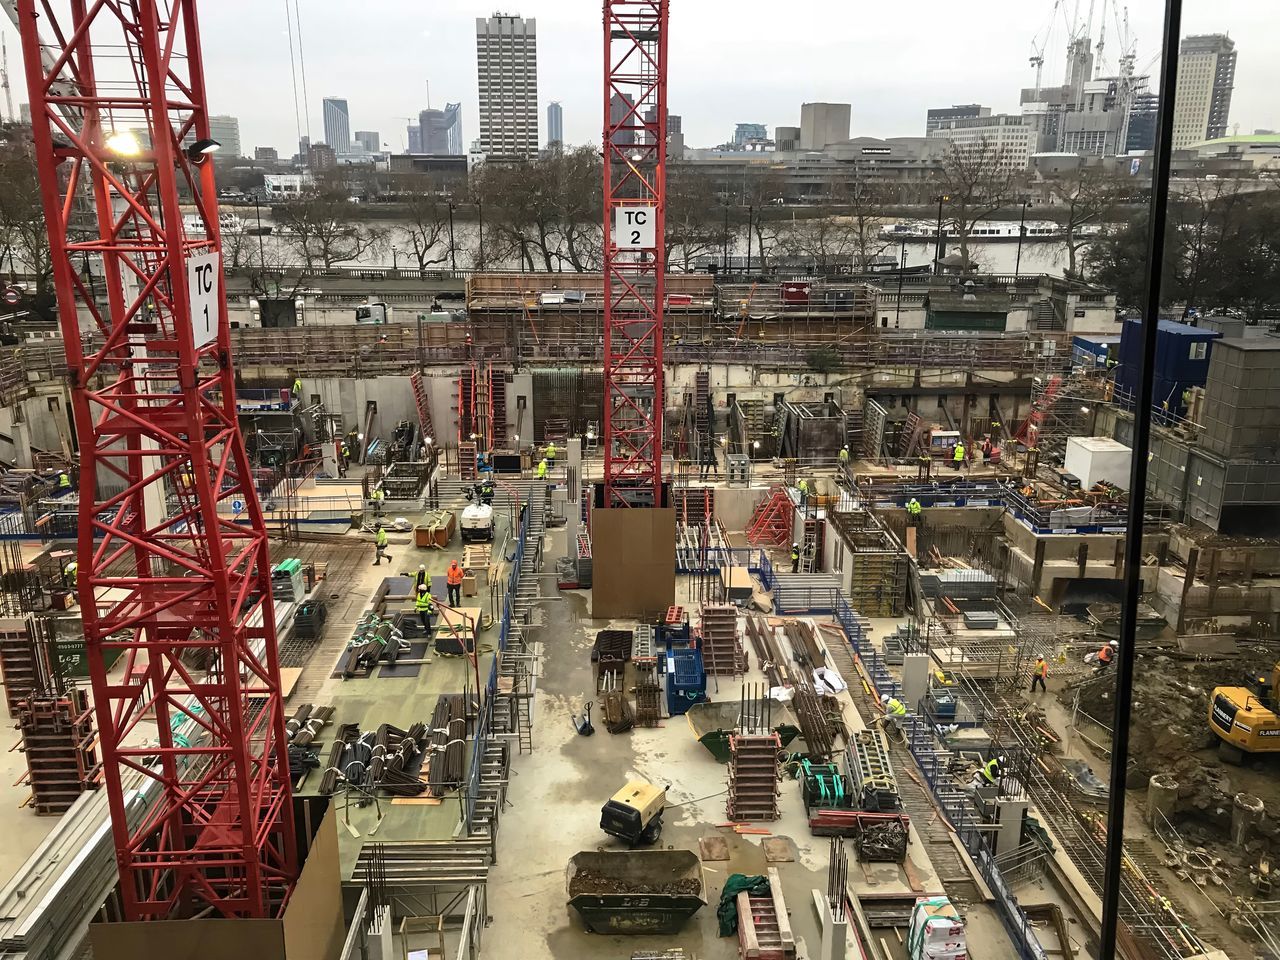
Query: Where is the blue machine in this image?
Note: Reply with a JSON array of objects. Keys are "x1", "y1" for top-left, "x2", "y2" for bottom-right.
[
  {"x1": 665, "y1": 647, "x2": 707, "y2": 716},
  {"x1": 656, "y1": 617, "x2": 691, "y2": 647}
]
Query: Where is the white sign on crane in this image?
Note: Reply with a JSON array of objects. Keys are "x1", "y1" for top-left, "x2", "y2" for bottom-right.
[{"x1": 614, "y1": 206, "x2": 656, "y2": 249}]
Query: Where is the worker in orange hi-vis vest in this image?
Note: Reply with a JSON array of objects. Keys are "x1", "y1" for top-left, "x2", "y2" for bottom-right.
[{"x1": 446, "y1": 559, "x2": 464, "y2": 607}]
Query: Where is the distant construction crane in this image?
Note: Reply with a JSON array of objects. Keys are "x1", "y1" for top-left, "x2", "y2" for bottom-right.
[
  {"x1": 15, "y1": 0, "x2": 297, "y2": 922},
  {"x1": 601, "y1": 0, "x2": 669, "y2": 508}
]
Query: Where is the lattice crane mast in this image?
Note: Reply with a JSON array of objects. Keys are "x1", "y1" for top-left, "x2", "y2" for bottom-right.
[
  {"x1": 602, "y1": 0, "x2": 668, "y2": 508},
  {"x1": 15, "y1": 0, "x2": 297, "y2": 921}
]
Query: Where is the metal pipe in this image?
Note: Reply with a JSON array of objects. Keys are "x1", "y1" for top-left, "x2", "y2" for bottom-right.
[{"x1": 1100, "y1": 1, "x2": 1182, "y2": 957}]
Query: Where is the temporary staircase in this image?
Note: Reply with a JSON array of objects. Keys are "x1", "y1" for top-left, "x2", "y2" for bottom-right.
[
  {"x1": 726, "y1": 733, "x2": 781, "y2": 822},
  {"x1": 899, "y1": 410, "x2": 926, "y2": 458},
  {"x1": 409, "y1": 372, "x2": 437, "y2": 446},
  {"x1": 745, "y1": 486, "x2": 794, "y2": 547},
  {"x1": 1015, "y1": 374, "x2": 1064, "y2": 445},
  {"x1": 736, "y1": 868, "x2": 796, "y2": 959}
]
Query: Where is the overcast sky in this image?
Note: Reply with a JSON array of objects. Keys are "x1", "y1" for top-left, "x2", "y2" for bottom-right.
[{"x1": 8, "y1": 1, "x2": 1278, "y2": 153}]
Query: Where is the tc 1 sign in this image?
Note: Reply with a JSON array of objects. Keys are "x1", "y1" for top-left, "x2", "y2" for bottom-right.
[
  {"x1": 187, "y1": 252, "x2": 221, "y2": 348},
  {"x1": 614, "y1": 206, "x2": 656, "y2": 249}
]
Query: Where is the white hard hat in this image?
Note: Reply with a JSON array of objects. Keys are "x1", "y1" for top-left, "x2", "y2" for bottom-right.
[
  {"x1": 1109, "y1": 639, "x2": 1119, "y2": 647},
  {"x1": 419, "y1": 564, "x2": 426, "y2": 571},
  {"x1": 997, "y1": 755, "x2": 1006, "y2": 764},
  {"x1": 793, "y1": 542, "x2": 799, "y2": 547},
  {"x1": 880, "y1": 694, "x2": 890, "y2": 704}
]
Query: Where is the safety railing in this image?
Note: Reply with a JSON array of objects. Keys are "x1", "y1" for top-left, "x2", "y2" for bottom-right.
[
  {"x1": 831, "y1": 592, "x2": 1046, "y2": 960},
  {"x1": 463, "y1": 501, "x2": 528, "y2": 833}
]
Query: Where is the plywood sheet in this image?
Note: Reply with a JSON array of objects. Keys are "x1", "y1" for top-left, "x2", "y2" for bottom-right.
[{"x1": 591, "y1": 507, "x2": 676, "y2": 619}]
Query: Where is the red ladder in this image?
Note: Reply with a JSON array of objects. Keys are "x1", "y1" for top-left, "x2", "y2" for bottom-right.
[
  {"x1": 410, "y1": 372, "x2": 436, "y2": 445},
  {"x1": 745, "y1": 486, "x2": 794, "y2": 547}
]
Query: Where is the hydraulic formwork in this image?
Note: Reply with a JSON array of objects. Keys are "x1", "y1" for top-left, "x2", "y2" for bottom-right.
[{"x1": 17, "y1": 0, "x2": 297, "y2": 920}]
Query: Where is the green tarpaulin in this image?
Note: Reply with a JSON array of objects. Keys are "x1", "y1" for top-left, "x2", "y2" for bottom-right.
[{"x1": 717, "y1": 873, "x2": 771, "y2": 937}]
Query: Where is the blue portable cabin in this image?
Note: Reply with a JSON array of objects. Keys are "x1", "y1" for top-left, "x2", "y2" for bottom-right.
[
  {"x1": 1071, "y1": 334, "x2": 1121, "y2": 371},
  {"x1": 1116, "y1": 319, "x2": 1220, "y2": 413}
]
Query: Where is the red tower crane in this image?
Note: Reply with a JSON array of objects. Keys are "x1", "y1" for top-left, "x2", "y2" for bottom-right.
[
  {"x1": 602, "y1": 0, "x2": 668, "y2": 508},
  {"x1": 16, "y1": 0, "x2": 297, "y2": 920}
]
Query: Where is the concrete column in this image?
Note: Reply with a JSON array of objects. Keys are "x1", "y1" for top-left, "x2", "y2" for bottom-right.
[
  {"x1": 901, "y1": 653, "x2": 931, "y2": 714},
  {"x1": 810, "y1": 890, "x2": 847, "y2": 960},
  {"x1": 995, "y1": 797, "x2": 1029, "y2": 856},
  {"x1": 565, "y1": 438, "x2": 582, "y2": 553},
  {"x1": 1233, "y1": 793, "x2": 1265, "y2": 849},
  {"x1": 1146, "y1": 774, "x2": 1178, "y2": 828}
]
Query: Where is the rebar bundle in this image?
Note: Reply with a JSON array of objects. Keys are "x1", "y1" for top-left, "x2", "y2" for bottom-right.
[{"x1": 426, "y1": 694, "x2": 468, "y2": 796}]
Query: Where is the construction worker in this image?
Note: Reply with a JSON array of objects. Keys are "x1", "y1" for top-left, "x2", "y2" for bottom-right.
[
  {"x1": 1096, "y1": 639, "x2": 1118, "y2": 667},
  {"x1": 838, "y1": 445, "x2": 850, "y2": 467},
  {"x1": 446, "y1": 559, "x2": 464, "y2": 607},
  {"x1": 880, "y1": 694, "x2": 908, "y2": 734},
  {"x1": 339, "y1": 438, "x2": 351, "y2": 473},
  {"x1": 414, "y1": 582, "x2": 435, "y2": 634},
  {"x1": 536, "y1": 458, "x2": 549, "y2": 481},
  {"x1": 545, "y1": 440, "x2": 557, "y2": 465},
  {"x1": 373, "y1": 523, "x2": 391, "y2": 566},
  {"x1": 64, "y1": 560, "x2": 78, "y2": 588},
  {"x1": 370, "y1": 487, "x2": 385, "y2": 517},
  {"x1": 798, "y1": 478, "x2": 809, "y2": 506},
  {"x1": 952, "y1": 441, "x2": 966, "y2": 472},
  {"x1": 1031, "y1": 655, "x2": 1048, "y2": 693},
  {"x1": 414, "y1": 563, "x2": 428, "y2": 590},
  {"x1": 480, "y1": 475, "x2": 495, "y2": 505},
  {"x1": 56, "y1": 471, "x2": 72, "y2": 493},
  {"x1": 906, "y1": 497, "x2": 923, "y2": 525},
  {"x1": 291, "y1": 374, "x2": 303, "y2": 403},
  {"x1": 980, "y1": 756, "x2": 1003, "y2": 786},
  {"x1": 790, "y1": 542, "x2": 801, "y2": 574}
]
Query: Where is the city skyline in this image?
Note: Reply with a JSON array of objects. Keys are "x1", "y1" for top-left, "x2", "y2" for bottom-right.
[{"x1": 10, "y1": 2, "x2": 1269, "y2": 157}]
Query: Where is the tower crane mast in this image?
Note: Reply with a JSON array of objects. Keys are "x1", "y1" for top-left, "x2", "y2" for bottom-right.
[
  {"x1": 602, "y1": 0, "x2": 668, "y2": 508},
  {"x1": 14, "y1": 0, "x2": 297, "y2": 921}
]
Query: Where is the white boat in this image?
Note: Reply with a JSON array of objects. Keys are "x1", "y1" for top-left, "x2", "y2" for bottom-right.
[
  {"x1": 879, "y1": 219, "x2": 1103, "y2": 242},
  {"x1": 182, "y1": 212, "x2": 245, "y2": 236}
]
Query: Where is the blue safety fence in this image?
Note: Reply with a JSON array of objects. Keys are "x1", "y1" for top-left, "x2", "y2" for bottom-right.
[
  {"x1": 832, "y1": 593, "x2": 1046, "y2": 960},
  {"x1": 675, "y1": 544, "x2": 774, "y2": 576},
  {"x1": 463, "y1": 504, "x2": 528, "y2": 832}
]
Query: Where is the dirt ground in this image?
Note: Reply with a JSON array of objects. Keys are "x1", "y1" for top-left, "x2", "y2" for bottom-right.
[{"x1": 1048, "y1": 648, "x2": 1280, "y2": 957}]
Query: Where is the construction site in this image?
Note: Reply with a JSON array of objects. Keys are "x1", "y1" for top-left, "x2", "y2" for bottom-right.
[{"x1": 0, "y1": 2, "x2": 1275, "y2": 960}]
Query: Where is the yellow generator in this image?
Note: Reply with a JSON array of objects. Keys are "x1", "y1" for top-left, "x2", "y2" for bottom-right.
[
  {"x1": 1209, "y1": 664, "x2": 1280, "y2": 760},
  {"x1": 600, "y1": 780, "x2": 666, "y2": 847}
]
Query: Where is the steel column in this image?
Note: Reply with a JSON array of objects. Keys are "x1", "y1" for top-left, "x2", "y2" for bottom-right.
[
  {"x1": 16, "y1": 0, "x2": 297, "y2": 920},
  {"x1": 602, "y1": 0, "x2": 668, "y2": 507}
]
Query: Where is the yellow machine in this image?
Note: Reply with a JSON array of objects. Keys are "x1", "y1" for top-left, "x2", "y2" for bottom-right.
[
  {"x1": 599, "y1": 780, "x2": 667, "y2": 846},
  {"x1": 1209, "y1": 664, "x2": 1280, "y2": 759}
]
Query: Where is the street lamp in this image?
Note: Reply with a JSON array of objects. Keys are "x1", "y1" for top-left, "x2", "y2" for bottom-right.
[
  {"x1": 391, "y1": 245, "x2": 398, "y2": 271},
  {"x1": 1015, "y1": 199, "x2": 1030, "y2": 279},
  {"x1": 932, "y1": 194, "x2": 949, "y2": 275},
  {"x1": 447, "y1": 202, "x2": 457, "y2": 271}
]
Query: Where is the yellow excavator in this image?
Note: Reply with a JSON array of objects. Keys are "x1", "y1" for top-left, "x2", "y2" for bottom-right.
[{"x1": 1209, "y1": 663, "x2": 1280, "y2": 760}]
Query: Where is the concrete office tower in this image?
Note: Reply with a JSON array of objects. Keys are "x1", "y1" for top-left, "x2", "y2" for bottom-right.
[
  {"x1": 800, "y1": 102, "x2": 851, "y2": 150},
  {"x1": 476, "y1": 14, "x2": 538, "y2": 158},
  {"x1": 322, "y1": 97, "x2": 351, "y2": 154},
  {"x1": 547, "y1": 101, "x2": 563, "y2": 147},
  {"x1": 1173, "y1": 34, "x2": 1237, "y2": 147},
  {"x1": 775, "y1": 126, "x2": 801, "y2": 151},
  {"x1": 354, "y1": 131, "x2": 380, "y2": 153},
  {"x1": 420, "y1": 103, "x2": 464, "y2": 154},
  {"x1": 926, "y1": 104, "x2": 990, "y2": 135},
  {"x1": 407, "y1": 124, "x2": 423, "y2": 153},
  {"x1": 206, "y1": 115, "x2": 241, "y2": 157}
]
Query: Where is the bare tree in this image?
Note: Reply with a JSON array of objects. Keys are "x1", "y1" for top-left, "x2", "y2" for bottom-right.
[
  {"x1": 782, "y1": 214, "x2": 858, "y2": 272},
  {"x1": 937, "y1": 138, "x2": 1019, "y2": 268},
  {"x1": 401, "y1": 183, "x2": 452, "y2": 271},
  {"x1": 0, "y1": 140, "x2": 52, "y2": 291},
  {"x1": 1046, "y1": 167, "x2": 1123, "y2": 279},
  {"x1": 276, "y1": 188, "x2": 386, "y2": 269},
  {"x1": 665, "y1": 168, "x2": 726, "y2": 271},
  {"x1": 472, "y1": 146, "x2": 603, "y2": 272}
]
